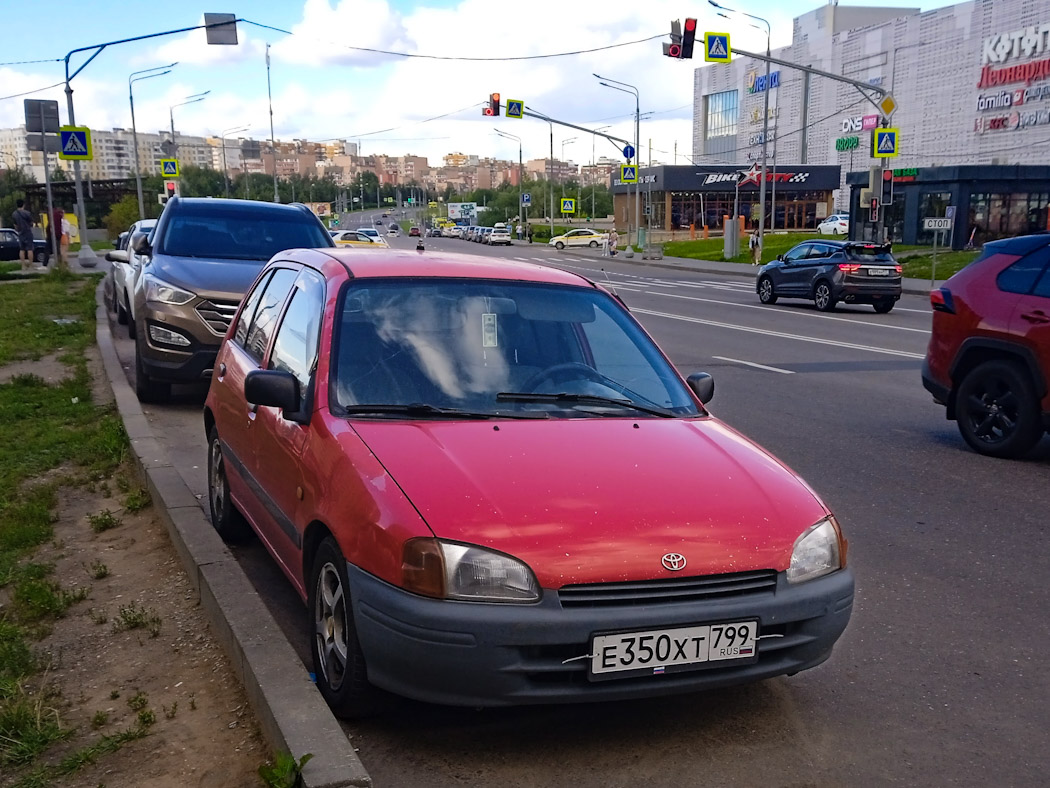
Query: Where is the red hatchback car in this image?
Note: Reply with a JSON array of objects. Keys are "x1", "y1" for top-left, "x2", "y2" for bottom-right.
[
  {"x1": 923, "y1": 233, "x2": 1050, "y2": 458},
  {"x1": 203, "y1": 248, "x2": 854, "y2": 715}
]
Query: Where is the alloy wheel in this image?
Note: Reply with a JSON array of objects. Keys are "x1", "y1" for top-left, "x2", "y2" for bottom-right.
[{"x1": 314, "y1": 562, "x2": 348, "y2": 692}]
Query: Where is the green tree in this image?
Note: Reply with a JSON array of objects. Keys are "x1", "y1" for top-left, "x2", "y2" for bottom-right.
[
  {"x1": 0, "y1": 167, "x2": 36, "y2": 226},
  {"x1": 103, "y1": 195, "x2": 141, "y2": 239}
]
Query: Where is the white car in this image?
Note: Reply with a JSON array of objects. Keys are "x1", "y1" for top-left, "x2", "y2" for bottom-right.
[
  {"x1": 108, "y1": 218, "x2": 157, "y2": 338},
  {"x1": 355, "y1": 227, "x2": 389, "y2": 246},
  {"x1": 818, "y1": 214, "x2": 850, "y2": 235},
  {"x1": 548, "y1": 228, "x2": 609, "y2": 249},
  {"x1": 489, "y1": 226, "x2": 512, "y2": 245}
]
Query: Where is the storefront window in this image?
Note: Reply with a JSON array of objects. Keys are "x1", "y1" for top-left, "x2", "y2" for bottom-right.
[
  {"x1": 916, "y1": 192, "x2": 952, "y2": 244},
  {"x1": 968, "y1": 192, "x2": 1050, "y2": 245}
]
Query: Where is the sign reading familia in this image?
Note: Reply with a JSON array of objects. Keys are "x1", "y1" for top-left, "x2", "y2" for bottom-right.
[{"x1": 747, "y1": 70, "x2": 780, "y2": 94}]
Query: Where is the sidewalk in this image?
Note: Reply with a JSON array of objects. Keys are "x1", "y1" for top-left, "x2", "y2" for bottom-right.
[{"x1": 558, "y1": 246, "x2": 939, "y2": 297}]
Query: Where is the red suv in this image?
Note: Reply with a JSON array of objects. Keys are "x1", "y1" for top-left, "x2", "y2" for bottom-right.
[
  {"x1": 922, "y1": 233, "x2": 1050, "y2": 458},
  {"x1": 204, "y1": 248, "x2": 853, "y2": 715}
]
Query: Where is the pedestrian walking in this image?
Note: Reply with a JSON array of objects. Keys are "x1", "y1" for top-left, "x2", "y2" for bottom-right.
[
  {"x1": 11, "y1": 199, "x2": 35, "y2": 271},
  {"x1": 527, "y1": 225, "x2": 533, "y2": 244},
  {"x1": 749, "y1": 228, "x2": 761, "y2": 265},
  {"x1": 608, "y1": 228, "x2": 619, "y2": 256},
  {"x1": 601, "y1": 232, "x2": 610, "y2": 257},
  {"x1": 516, "y1": 223, "x2": 523, "y2": 241}
]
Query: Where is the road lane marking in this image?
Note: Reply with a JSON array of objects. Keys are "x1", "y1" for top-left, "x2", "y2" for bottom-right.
[
  {"x1": 712, "y1": 356, "x2": 795, "y2": 374},
  {"x1": 641, "y1": 290, "x2": 931, "y2": 334},
  {"x1": 632, "y1": 308, "x2": 926, "y2": 359}
]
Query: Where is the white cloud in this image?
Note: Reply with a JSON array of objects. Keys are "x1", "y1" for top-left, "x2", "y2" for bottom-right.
[{"x1": 143, "y1": 17, "x2": 267, "y2": 67}]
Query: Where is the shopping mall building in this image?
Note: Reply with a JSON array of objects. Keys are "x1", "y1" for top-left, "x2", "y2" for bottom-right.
[{"x1": 614, "y1": 0, "x2": 1050, "y2": 246}]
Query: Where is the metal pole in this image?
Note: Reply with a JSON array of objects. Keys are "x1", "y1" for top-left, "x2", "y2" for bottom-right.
[
  {"x1": 40, "y1": 105, "x2": 59, "y2": 272},
  {"x1": 63, "y1": 72, "x2": 95, "y2": 264},
  {"x1": 634, "y1": 93, "x2": 640, "y2": 252},
  {"x1": 759, "y1": 22, "x2": 771, "y2": 245},
  {"x1": 267, "y1": 44, "x2": 279, "y2": 203},
  {"x1": 222, "y1": 134, "x2": 229, "y2": 198},
  {"x1": 931, "y1": 229, "x2": 938, "y2": 287},
  {"x1": 130, "y1": 89, "x2": 143, "y2": 219},
  {"x1": 549, "y1": 122, "x2": 554, "y2": 237}
]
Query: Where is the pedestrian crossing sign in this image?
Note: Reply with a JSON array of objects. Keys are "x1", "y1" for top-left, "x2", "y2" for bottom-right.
[
  {"x1": 561, "y1": 198, "x2": 576, "y2": 214},
  {"x1": 704, "y1": 32, "x2": 731, "y2": 63},
  {"x1": 872, "y1": 128, "x2": 899, "y2": 158},
  {"x1": 620, "y1": 164, "x2": 638, "y2": 183},
  {"x1": 506, "y1": 99, "x2": 524, "y2": 119},
  {"x1": 58, "y1": 126, "x2": 92, "y2": 160},
  {"x1": 161, "y1": 159, "x2": 180, "y2": 177}
]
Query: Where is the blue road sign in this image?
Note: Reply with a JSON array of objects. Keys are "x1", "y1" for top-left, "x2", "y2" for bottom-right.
[
  {"x1": 620, "y1": 164, "x2": 638, "y2": 183},
  {"x1": 561, "y1": 198, "x2": 576, "y2": 214},
  {"x1": 704, "y1": 32, "x2": 731, "y2": 63},
  {"x1": 623, "y1": 144, "x2": 635, "y2": 160},
  {"x1": 506, "y1": 99, "x2": 524, "y2": 119},
  {"x1": 521, "y1": 192, "x2": 532, "y2": 206},
  {"x1": 873, "y1": 127, "x2": 899, "y2": 158},
  {"x1": 59, "y1": 126, "x2": 92, "y2": 160}
]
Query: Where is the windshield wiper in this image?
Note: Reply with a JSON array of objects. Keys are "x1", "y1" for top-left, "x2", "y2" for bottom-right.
[
  {"x1": 496, "y1": 392, "x2": 675, "y2": 417},
  {"x1": 341, "y1": 403, "x2": 548, "y2": 420}
]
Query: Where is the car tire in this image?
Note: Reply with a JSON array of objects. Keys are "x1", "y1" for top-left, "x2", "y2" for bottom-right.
[
  {"x1": 955, "y1": 360, "x2": 1044, "y2": 459},
  {"x1": 555, "y1": 242, "x2": 565, "y2": 250},
  {"x1": 758, "y1": 276, "x2": 778, "y2": 305},
  {"x1": 589, "y1": 240, "x2": 598, "y2": 248},
  {"x1": 308, "y1": 536, "x2": 376, "y2": 718},
  {"x1": 116, "y1": 294, "x2": 128, "y2": 325},
  {"x1": 134, "y1": 340, "x2": 171, "y2": 403},
  {"x1": 873, "y1": 300, "x2": 895, "y2": 314},
  {"x1": 814, "y1": 281, "x2": 837, "y2": 312},
  {"x1": 207, "y1": 427, "x2": 251, "y2": 542},
  {"x1": 126, "y1": 297, "x2": 137, "y2": 339},
  {"x1": 34, "y1": 249, "x2": 47, "y2": 264}
]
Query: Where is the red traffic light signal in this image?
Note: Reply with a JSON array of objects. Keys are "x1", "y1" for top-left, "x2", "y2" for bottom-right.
[
  {"x1": 482, "y1": 92, "x2": 501, "y2": 117},
  {"x1": 663, "y1": 19, "x2": 683, "y2": 58},
  {"x1": 682, "y1": 18, "x2": 697, "y2": 59},
  {"x1": 870, "y1": 197, "x2": 879, "y2": 222},
  {"x1": 164, "y1": 181, "x2": 177, "y2": 200}
]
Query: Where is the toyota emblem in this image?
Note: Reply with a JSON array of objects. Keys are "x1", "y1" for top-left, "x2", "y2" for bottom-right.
[{"x1": 661, "y1": 553, "x2": 687, "y2": 571}]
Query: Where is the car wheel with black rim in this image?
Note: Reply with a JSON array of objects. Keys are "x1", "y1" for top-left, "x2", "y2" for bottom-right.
[
  {"x1": 207, "y1": 427, "x2": 250, "y2": 541},
  {"x1": 555, "y1": 241, "x2": 565, "y2": 250},
  {"x1": 814, "y1": 281, "x2": 837, "y2": 312},
  {"x1": 758, "y1": 276, "x2": 778, "y2": 305},
  {"x1": 308, "y1": 536, "x2": 375, "y2": 717},
  {"x1": 873, "y1": 300, "x2": 894, "y2": 314},
  {"x1": 34, "y1": 249, "x2": 47, "y2": 264},
  {"x1": 956, "y1": 360, "x2": 1043, "y2": 459},
  {"x1": 134, "y1": 340, "x2": 171, "y2": 403}
]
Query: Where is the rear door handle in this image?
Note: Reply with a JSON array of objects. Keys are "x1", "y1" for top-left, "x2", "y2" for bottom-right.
[{"x1": 1020, "y1": 310, "x2": 1050, "y2": 324}]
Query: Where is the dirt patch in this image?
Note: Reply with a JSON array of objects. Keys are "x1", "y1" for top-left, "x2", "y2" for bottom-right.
[
  {"x1": 3, "y1": 479, "x2": 267, "y2": 788},
  {"x1": 0, "y1": 353, "x2": 73, "y2": 386}
]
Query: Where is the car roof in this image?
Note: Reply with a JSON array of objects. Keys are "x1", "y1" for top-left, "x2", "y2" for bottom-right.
[{"x1": 282, "y1": 248, "x2": 598, "y2": 285}]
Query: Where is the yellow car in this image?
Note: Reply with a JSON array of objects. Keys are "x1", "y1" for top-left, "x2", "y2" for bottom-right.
[
  {"x1": 548, "y1": 229, "x2": 609, "y2": 249},
  {"x1": 331, "y1": 230, "x2": 387, "y2": 248}
]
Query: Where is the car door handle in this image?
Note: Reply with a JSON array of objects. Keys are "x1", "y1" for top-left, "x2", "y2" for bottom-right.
[
  {"x1": 1020, "y1": 310, "x2": 1050, "y2": 324},
  {"x1": 218, "y1": 363, "x2": 226, "y2": 378}
]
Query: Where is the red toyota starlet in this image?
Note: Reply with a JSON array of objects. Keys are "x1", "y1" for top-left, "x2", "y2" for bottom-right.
[{"x1": 203, "y1": 248, "x2": 854, "y2": 716}]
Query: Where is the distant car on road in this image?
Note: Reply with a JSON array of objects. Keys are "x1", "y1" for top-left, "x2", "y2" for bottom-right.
[
  {"x1": 332, "y1": 230, "x2": 380, "y2": 247},
  {"x1": 203, "y1": 246, "x2": 853, "y2": 716},
  {"x1": 922, "y1": 232, "x2": 1050, "y2": 458},
  {"x1": 427, "y1": 227, "x2": 442, "y2": 237},
  {"x1": 489, "y1": 226, "x2": 512, "y2": 246},
  {"x1": 756, "y1": 239, "x2": 902, "y2": 312},
  {"x1": 409, "y1": 227, "x2": 421, "y2": 237},
  {"x1": 355, "y1": 227, "x2": 389, "y2": 247},
  {"x1": 388, "y1": 223, "x2": 401, "y2": 236},
  {"x1": 817, "y1": 214, "x2": 850, "y2": 235},
  {"x1": 548, "y1": 229, "x2": 608, "y2": 250}
]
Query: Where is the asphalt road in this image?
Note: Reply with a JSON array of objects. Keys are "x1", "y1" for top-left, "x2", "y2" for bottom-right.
[{"x1": 105, "y1": 233, "x2": 1050, "y2": 787}]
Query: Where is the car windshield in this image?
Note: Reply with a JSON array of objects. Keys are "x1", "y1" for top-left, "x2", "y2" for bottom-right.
[
  {"x1": 332, "y1": 280, "x2": 700, "y2": 418},
  {"x1": 161, "y1": 203, "x2": 333, "y2": 260}
]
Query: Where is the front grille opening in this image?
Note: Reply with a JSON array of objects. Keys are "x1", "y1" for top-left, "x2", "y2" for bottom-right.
[{"x1": 558, "y1": 570, "x2": 777, "y2": 608}]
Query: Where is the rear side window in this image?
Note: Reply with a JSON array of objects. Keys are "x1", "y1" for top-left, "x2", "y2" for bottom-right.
[
  {"x1": 846, "y1": 245, "x2": 895, "y2": 262},
  {"x1": 997, "y1": 248, "x2": 1050, "y2": 294}
]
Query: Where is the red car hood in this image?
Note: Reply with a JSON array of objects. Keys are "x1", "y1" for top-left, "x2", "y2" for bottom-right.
[{"x1": 351, "y1": 417, "x2": 828, "y2": 588}]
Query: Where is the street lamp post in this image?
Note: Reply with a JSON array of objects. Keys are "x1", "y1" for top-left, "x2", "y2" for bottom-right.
[
  {"x1": 595, "y1": 74, "x2": 640, "y2": 253},
  {"x1": 221, "y1": 125, "x2": 250, "y2": 199},
  {"x1": 711, "y1": 1, "x2": 771, "y2": 247},
  {"x1": 266, "y1": 44, "x2": 280, "y2": 203},
  {"x1": 560, "y1": 137, "x2": 576, "y2": 208},
  {"x1": 169, "y1": 91, "x2": 210, "y2": 189},
  {"x1": 591, "y1": 125, "x2": 610, "y2": 224},
  {"x1": 495, "y1": 128, "x2": 525, "y2": 231},
  {"x1": 129, "y1": 63, "x2": 176, "y2": 220}
]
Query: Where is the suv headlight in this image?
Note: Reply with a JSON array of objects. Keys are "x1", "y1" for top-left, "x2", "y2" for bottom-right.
[
  {"x1": 144, "y1": 275, "x2": 196, "y2": 306},
  {"x1": 402, "y1": 538, "x2": 540, "y2": 602},
  {"x1": 787, "y1": 517, "x2": 845, "y2": 584}
]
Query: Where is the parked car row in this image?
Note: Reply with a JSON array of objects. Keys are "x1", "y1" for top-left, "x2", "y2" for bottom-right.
[{"x1": 443, "y1": 224, "x2": 514, "y2": 245}]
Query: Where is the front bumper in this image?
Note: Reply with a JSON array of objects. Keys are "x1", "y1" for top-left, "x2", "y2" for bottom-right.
[
  {"x1": 347, "y1": 563, "x2": 854, "y2": 707},
  {"x1": 137, "y1": 300, "x2": 224, "y2": 383}
]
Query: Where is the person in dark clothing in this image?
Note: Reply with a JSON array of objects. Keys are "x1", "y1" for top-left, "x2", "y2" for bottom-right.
[
  {"x1": 11, "y1": 199, "x2": 35, "y2": 271},
  {"x1": 527, "y1": 225, "x2": 533, "y2": 244}
]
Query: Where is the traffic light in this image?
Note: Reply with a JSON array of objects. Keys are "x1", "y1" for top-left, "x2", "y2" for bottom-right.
[
  {"x1": 682, "y1": 18, "x2": 697, "y2": 59},
  {"x1": 164, "y1": 181, "x2": 177, "y2": 201},
  {"x1": 663, "y1": 19, "x2": 683, "y2": 58},
  {"x1": 482, "y1": 93, "x2": 501, "y2": 117}
]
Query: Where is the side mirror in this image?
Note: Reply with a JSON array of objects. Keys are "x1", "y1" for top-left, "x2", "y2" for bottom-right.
[
  {"x1": 105, "y1": 250, "x2": 129, "y2": 264},
  {"x1": 131, "y1": 232, "x2": 152, "y2": 256},
  {"x1": 776, "y1": 254, "x2": 784, "y2": 261},
  {"x1": 245, "y1": 369, "x2": 303, "y2": 419},
  {"x1": 686, "y1": 372, "x2": 715, "y2": 405}
]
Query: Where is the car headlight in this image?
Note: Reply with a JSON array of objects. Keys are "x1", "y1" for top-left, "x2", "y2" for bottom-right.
[
  {"x1": 401, "y1": 538, "x2": 540, "y2": 602},
  {"x1": 144, "y1": 275, "x2": 196, "y2": 305},
  {"x1": 787, "y1": 516, "x2": 845, "y2": 584}
]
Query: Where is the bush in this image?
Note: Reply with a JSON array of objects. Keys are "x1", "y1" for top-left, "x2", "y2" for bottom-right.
[{"x1": 103, "y1": 196, "x2": 140, "y2": 240}]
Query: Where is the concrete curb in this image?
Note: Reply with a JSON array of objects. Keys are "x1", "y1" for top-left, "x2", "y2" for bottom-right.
[
  {"x1": 93, "y1": 283, "x2": 371, "y2": 788},
  {"x1": 556, "y1": 249, "x2": 939, "y2": 297}
]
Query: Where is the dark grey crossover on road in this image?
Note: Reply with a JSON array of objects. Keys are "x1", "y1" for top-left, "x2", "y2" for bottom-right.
[
  {"x1": 756, "y1": 240, "x2": 902, "y2": 313},
  {"x1": 130, "y1": 197, "x2": 334, "y2": 402}
]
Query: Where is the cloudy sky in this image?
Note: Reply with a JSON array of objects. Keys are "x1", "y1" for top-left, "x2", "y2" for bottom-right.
[{"x1": 3, "y1": 0, "x2": 954, "y2": 170}]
